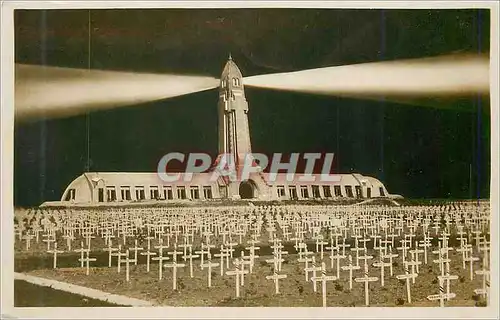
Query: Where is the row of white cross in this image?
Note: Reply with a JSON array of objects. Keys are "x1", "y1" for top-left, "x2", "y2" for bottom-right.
[{"x1": 15, "y1": 202, "x2": 490, "y2": 307}]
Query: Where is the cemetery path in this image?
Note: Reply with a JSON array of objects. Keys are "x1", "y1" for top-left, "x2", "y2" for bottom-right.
[
  {"x1": 14, "y1": 279, "x2": 123, "y2": 307},
  {"x1": 14, "y1": 273, "x2": 153, "y2": 307}
]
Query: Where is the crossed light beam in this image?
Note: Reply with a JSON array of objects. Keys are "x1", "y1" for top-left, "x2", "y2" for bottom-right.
[
  {"x1": 15, "y1": 64, "x2": 220, "y2": 121},
  {"x1": 15, "y1": 53, "x2": 489, "y2": 122},
  {"x1": 243, "y1": 53, "x2": 490, "y2": 110}
]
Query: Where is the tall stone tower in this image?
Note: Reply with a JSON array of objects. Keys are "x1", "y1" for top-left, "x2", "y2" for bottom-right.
[
  {"x1": 217, "y1": 54, "x2": 271, "y2": 200},
  {"x1": 218, "y1": 54, "x2": 253, "y2": 167}
]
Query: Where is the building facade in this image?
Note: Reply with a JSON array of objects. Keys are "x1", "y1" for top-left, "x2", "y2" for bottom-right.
[{"x1": 47, "y1": 56, "x2": 397, "y2": 206}]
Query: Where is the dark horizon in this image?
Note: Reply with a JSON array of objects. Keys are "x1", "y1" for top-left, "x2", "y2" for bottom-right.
[{"x1": 14, "y1": 8, "x2": 491, "y2": 207}]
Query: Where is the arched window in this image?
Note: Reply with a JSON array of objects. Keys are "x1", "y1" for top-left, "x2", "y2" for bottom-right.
[{"x1": 233, "y1": 78, "x2": 240, "y2": 86}]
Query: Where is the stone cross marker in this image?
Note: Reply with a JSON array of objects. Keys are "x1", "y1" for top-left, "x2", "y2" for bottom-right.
[
  {"x1": 113, "y1": 245, "x2": 128, "y2": 274},
  {"x1": 354, "y1": 262, "x2": 378, "y2": 306},
  {"x1": 214, "y1": 245, "x2": 229, "y2": 276},
  {"x1": 47, "y1": 243, "x2": 64, "y2": 269},
  {"x1": 464, "y1": 247, "x2": 480, "y2": 281},
  {"x1": 78, "y1": 250, "x2": 96, "y2": 276},
  {"x1": 164, "y1": 259, "x2": 186, "y2": 291},
  {"x1": 103, "y1": 239, "x2": 119, "y2": 268},
  {"x1": 298, "y1": 251, "x2": 314, "y2": 282},
  {"x1": 341, "y1": 255, "x2": 361, "y2": 290},
  {"x1": 372, "y1": 256, "x2": 391, "y2": 287},
  {"x1": 225, "y1": 258, "x2": 249, "y2": 298},
  {"x1": 310, "y1": 262, "x2": 337, "y2": 307},
  {"x1": 42, "y1": 233, "x2": 55, "y2": 251},
  {"x1": 23, "y1": 233, "x2": 34, "y2": 251},
  {"x1": 427, "y1": 277, "x2": 456, "y2": 307},
  {"x1": 438, "y1": 272, "x2": 458, "y2": 302},
  {"x1": 404, "y1": 259, "x2": 421, "y2": 284},
  {"x1": 183, "y1": 246, "x2": 200, "y2": 278},
  {"x1": 129, "y1": 239, "x2": 143, "y2": 266},
  {"x1": 382, "y1": 245, "x2": 398, "y2": 277},
  {"x1": 330, "y1": 250, "x2": 346, "y2": 279},
  {"x1": 74, "y1": 241, "x2": 87, "y2": 268},
  {"x1": 474, "y1": 268, "x2": 490, "y2": 300},
  {"x1": 195, "y1": 243, "x2": 211, "y2": 270},
  {"x1": 266, "y1": 251, "x2": 284, "y2": 274},
  {"x1": 122, "y1": 249, "x2": 137, "y2": 282},
  {"x1": 151, "y1": 248, "x2": 170, "y2": 281},
  {"x1": 140, "y1": 237, "x2": 157, "y2": 273},
  {"x1": 201, "y1": 254, "x2": 219, "y2": 288},
  {"x1": 396, "y1": 266, "x2": 418, "y2": 303},
  {"x1": 266, "y1": 267, "x2": 287, "y2": 295},
  {"x1": 305, "y1": 256, "x2": 323, "y2": 292}
]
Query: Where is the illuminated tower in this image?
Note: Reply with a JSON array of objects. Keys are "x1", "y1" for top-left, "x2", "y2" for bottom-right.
[
  {"x1": 216, "y1": 54, "x2": 271, "y2": 200},
  {"x1": 218, "y1": 54, "x2": 253, "y2": 167}
]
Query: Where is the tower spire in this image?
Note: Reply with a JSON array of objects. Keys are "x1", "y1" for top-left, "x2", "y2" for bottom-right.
[{"x1": 228, "y1": 52, "x2": 232, "y2": 60}]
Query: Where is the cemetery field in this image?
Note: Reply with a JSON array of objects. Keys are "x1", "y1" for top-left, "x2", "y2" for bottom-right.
[
  {"x1": 13, "y1": 201, "x2": 491, "y2": 307},
  {"x1": 22, "y1": 249, "x2": 485, "y2": 307}
]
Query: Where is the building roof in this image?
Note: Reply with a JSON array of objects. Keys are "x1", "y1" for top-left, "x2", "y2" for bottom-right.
[{"x1": 221, "y1": 55, "x2": 243, "y2": 79}]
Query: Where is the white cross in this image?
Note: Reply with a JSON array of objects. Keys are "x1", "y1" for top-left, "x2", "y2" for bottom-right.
[
  {"x1": 438, "y1": 272, "x2": 458, "y2": 302},
  {"x1": 266, "y1": 251, "x2": 284, "y2": 273},
  {"x1": 305, "y1": 256, "x2": 323, "y2": 292},
  {"x1": 167, "y1": 244, "x2": 184, "y2": 263},
  {"x1": 111, "y1": 244, "x2": 128, "y2": 274},
  {"x1": 214, "y1": 245, "x2": 229, "y2": 276},
  {"x1": 78, "y1": 250, "x2": 96, "y2": 276},
  {"x1": 47, "y1": 243, "x2": 64, "y2": 269},
  {"x1": 225, "y1": 241, "x2": 238, "y2": 259},
  {"x1": 372, "y1": 256, "x2": 391, "y2": 287},
  {"x1": 266, "y1": 267, "x2": 287, "y2": 295},
  {"x1": 151, "y1": 247, "x2": 170, "y2": 280},
  {"x1": 310, "y1": 262, "x2": 337, "y2": 307},
  {"x1": 474, "y1": 268, "x2": 490, "y2": 300},
  {"x1": 42, "y1": 233, "x2": 55, "y2": 251},
  {"x1": 396, "y1": 266, "x2": 418, "y2": 303},
  {"x1": 315, "y1": 237, "x2": 328, "y2": 260},
  {"x1": 22, "y1": 233, "x2": 34, "y2": 251},
  {"x1": 195, "y1": 243, "x2": 211, "y2": 270},
  {"x1": 225, "y1": 258, "x2": 249, "y2": 298},
  {"x1": 397, "y1": 239, "x2": 411, "y2": 262},
  {"x1": 62, "y1": 233, "x2": 75, "y2": 251},
  {"x1": 103, "y1": 239, "x2": 119, "y2": 268},
  {"x1": 433, "y1": 247, "x2": 451, "y2": 276},
  {"x1": 140, "y1": 237, "x2": 157, "y2": 272},
  {"x1": 122, "y1": 249, "x2": 137, "y2": 282},
  {"x1": 329, "y1": 249, "x2": 345, "y2": 279},
  {"x1": 350, "y1": 238, "x2": 364, "y2": 267},
  {"x1": 455, "y1": 238, "x2": 471, "y2": 269},
  {"x1": 409, "y1": 241, "x2": 424, "y2": 273},
  {"x1": 298, "y1": 252, "x2": 314, "y2": 281},
  {"x1": 129, "y1": 239, "x2": 143, "y2": 266},
  {"x1": 341, "y1": 255, "x2": 360, "y2": 291},
  {"x1": 354, "y1": 261, "x2": 378, "y2": 306},
  {"x1": 463, "y1": 247, "x2": 480, "y2": 281},
  {"x1": 427, "y1": 277, "x2": 456, "y2": 307},
  {"x1": 164, "y1": 259, "x2": 186, "y2": 291},
  {"x1": 404, "y1": 257, "x2": 421, "y2": 284},
  {"x1": 201, "y1": 254, "x2": 219, "y2": 288},
  {"x1": 239, "y1": 251, "x2": 252, "y2": 285},
  {"x1": 244, "y1": 243, "x2": 260, "y2": 273},
  {"x1": 73, "y1": 241, "x2": 88, "y2": 268},
  {"x1": 183, "y1": 246, "x2": 200, "y2": 278}
]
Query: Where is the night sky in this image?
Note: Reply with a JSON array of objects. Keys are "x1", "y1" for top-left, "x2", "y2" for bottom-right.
[{"x1": 14, "y1": 8, "x2": 491, "y2": 207}]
